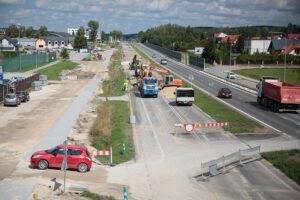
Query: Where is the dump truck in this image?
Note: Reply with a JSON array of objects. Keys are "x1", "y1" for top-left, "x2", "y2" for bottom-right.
[
  {"x1": 174, "y1": 87, "x2": 194, "y2": 106},
  {"x1": 257, "y1": 76, "x2": 300, "y2": 112},
  {"x1": 140, "y1": 77, "x2": 159, "y2": 98}
]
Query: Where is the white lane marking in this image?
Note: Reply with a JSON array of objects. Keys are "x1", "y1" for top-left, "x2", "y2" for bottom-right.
[
  {"x1": 137, "y1": 44, "x2": 282, "y2": 134},
  {"x1": 257, "y1": 161, "x2": 294, "y2": 191},
  {"x1": 140, "y1": 97, "x2": 165, "y2": 161},
  {"x1": 161, "y1": 97, "x2": 204, "y2": 141}
]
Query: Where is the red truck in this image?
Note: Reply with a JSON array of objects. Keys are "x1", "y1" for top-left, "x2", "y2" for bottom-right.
[{"x1": 257, "y1": 77, "x2": 300, "y2": 112}]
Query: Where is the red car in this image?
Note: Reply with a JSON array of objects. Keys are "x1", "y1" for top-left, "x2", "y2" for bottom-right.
[
  {"x1": 31, "y1": 144, "x2": 92, "y2": 173},
  {"x1": 218, "y1": 88, "x2": 232, "y2": 98}
]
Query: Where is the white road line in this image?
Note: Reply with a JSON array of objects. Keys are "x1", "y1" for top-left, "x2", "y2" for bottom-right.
[
  {"x1": 280, "y1": 116, "x2": 300, "y2": 126},
  {"x1": 257, "y1": 160, "x2": 294, "y2": 191},
  {"x1": 137, "y1": 44, "x2": 282, "y2": 134},
  {"x1": 140, "y1": 98, "x2": 165, "y2": 161}
]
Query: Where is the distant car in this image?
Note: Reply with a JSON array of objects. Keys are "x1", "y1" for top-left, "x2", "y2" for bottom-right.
[
  {"x1": 30, "y1": 144, "x2": 92, "y2": 173},
  {"x1": 218, "y1": 88, "x2": 232, "y2": 98},
  {"x1": 226, "y1": 71, "x2": 236, "y2": 79},
  {"x1": 4, "y1": 93, "x2": 21, "y2": 106},
  {"x1": 160, "y1": 58, "x2": 167, "y2": 65},
  {"x1": 16, "y1": 91, "x2": 30, "y2": 102}
]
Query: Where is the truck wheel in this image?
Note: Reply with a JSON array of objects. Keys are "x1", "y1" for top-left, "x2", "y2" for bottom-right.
[
  {"x1": 257, "y1": 97, "x2": 261, "y2": 105},
  {"x1": 153, "y1": 94, "x2": 157, "y2": 98}
]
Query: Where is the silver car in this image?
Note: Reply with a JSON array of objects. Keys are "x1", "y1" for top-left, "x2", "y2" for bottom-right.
[{"x1": 4, "y1": 93, "x2": 21, "y2": 106}]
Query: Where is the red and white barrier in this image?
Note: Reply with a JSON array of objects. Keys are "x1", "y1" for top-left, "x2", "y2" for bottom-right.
[
  {"x1": 174, "y1": 122, "x2": 229, "y2": 132},
  {"x1": 90, "y1": 150, "x2": 110, "y2": 156}
]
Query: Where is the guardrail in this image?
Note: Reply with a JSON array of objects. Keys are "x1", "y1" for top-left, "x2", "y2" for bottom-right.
[
  {"x1": 201, "y1": 145, "x2": 261, "y2": 177},
  {"x1": 144, "y1": 43, "x2": 182, "y2": 61}
]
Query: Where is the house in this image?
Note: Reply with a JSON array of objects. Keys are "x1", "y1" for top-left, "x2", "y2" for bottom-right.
[
  {"x1": 288, "y1": 34, "x2": 300, "y2": 40},
  {"x1": 36, "y1": 38, "x2": 46, "y2": 51},
  {"x1": 268, "y1": 39, "x2": 300, "y2": 56},
  {"x1": 67, "y1": 27, "x2": 101, "y2": 41},
  {"x1": 213, "y1": 32, "x2": 240, "y2": 44},
  {"x1": 16, "y1": 38, "x2": 36, "y2": 51},
  {"x1": 244, "y1": 38, "x2": 271, "y2": 54},
  {"x1": 44, "y1": 36, "x2": 68, "y2": 51},
  {"x1": 0, "y1": 37, "x2": 18, "y2": 52}
]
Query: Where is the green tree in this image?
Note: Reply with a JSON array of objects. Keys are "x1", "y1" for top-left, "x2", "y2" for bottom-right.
[
  {"x1": 88, "y1": 20, "x2": 99, "y2": 42},
  {"x1": 235, "y1": 35, "x2": 245, "y2": 53},
  {"x1": 18, "y1": 26, "x2": 26, "y2": 38},
  {"x1": 202, "y1": 39, "x2": 217, "y2": 62},
  {"x1": 60, "y1": 48, "x2": 69, "y2": 59},
  {"x1": 101, "y1": 31, "x2": 106, "y2": 41},
  {"x1": 39, "y1": 25, "x2": 48, "y2": 37},
  {"x1": 26, "y1": 26, "x2": 35, "y2": 38},
  {"x1": 6, "y1": 24, "x2": 19, "y2": 37},
  {"x1": 74, "y1": 26, "x2": 87, "y2": 48}
]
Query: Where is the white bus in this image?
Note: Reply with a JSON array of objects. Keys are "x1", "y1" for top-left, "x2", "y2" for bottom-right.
[{"x1": 174, "y1": 87, "x2": 194, "y2": 106}]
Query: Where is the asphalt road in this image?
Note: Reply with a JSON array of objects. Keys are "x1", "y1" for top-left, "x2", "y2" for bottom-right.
[
  {"x1": 136, "y1": 43, "x2": 300, "y2": 140},
  {"x1": 111, "y1": 42, "x2": 300, "y2": 200}
]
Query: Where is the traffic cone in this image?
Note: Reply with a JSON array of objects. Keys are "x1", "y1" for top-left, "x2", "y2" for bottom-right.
[{"x1": 123, "y1": 185, "x2": 128, "y2": 200}]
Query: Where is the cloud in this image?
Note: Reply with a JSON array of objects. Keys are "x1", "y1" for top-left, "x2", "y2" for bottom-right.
[{"x1": 0, "y1": 0, "x2": 25, "y2": 4}]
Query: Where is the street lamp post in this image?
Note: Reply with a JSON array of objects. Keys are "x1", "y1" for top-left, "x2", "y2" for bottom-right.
[
  {"x1": 269, "y1": 31, "x2": 287, "y2": 82},
  {"x1": 17, "y1": 24, "x2": 21, "y2": 71}
]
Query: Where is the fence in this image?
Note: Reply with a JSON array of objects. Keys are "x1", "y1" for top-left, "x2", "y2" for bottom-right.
[
  {"x1": 188, "y1": 53, "x2": 205, "y2": 69},
  {"x1": 1, "y1": 52, "x2": 56, "y2": 72},
  {"x1": 201, "y1": 145, "x2": 261, "y2": 177},
  {"x1": 0, "y1": 73, "x2": 40, "y2": 102},
  {"x1": 144, "y1": 43, "x2": 182, "y2": 61}
]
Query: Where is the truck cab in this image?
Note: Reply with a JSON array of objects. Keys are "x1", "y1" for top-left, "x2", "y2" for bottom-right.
[
  {"x1": 174, "y1": 87, "x2": 194, "y2": 106},
  {"x1": 140, "y1": 77, "x2": 159, "y2": 98}
]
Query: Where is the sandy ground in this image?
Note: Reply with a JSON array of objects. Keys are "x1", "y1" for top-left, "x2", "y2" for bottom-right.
[{"x1": 0, "y1": 49, "x2": 126, "y2": 200}]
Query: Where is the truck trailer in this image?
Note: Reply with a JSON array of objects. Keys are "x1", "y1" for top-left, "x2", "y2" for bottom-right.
[{"x1": 257, "y1": 77, "x2": 300, "y2": 112}]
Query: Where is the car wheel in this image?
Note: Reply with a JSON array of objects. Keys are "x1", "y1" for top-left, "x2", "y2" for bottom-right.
[
  {"x1": 77, "y1": 163, "x2": 88, "y2": 173},
  {"x1": 38, "y1": 160, "x2": 48, "y2": 170}
]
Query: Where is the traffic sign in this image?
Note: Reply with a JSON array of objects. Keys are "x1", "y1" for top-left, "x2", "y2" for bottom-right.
[{"x1": 184, "y1": 123, "x2": 194, "y2": 132}]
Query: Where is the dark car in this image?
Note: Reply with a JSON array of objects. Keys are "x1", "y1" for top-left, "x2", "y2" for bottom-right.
[
  {"x1": 31, "y1": 144, "x2": 92, "y2": 173},
  {"x1": 4, "y1": 93, "x2": 21, "y2": 106},
  {"x1": 218, "y1": 88, "x2": 232, "y2": 98},
  {"x1": 16, "y1": 91, "x2": 30, "y2": 102}
]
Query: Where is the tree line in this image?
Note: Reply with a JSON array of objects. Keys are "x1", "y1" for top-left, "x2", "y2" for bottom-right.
[{"x1": 5, "y1": 24, "x2": 48, "y2": 38}]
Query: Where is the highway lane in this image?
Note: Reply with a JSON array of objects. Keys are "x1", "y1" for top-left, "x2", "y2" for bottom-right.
[{"x1": 136, "y1": 43, "x2": 300, "y2": 139}]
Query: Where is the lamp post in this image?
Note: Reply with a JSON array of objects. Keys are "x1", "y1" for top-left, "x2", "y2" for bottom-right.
[
  {"x1": 269, "y1": 31, "x2": 287, "y2": 82},
  {"x1": 17, "y1": 24, "x2": 21, "y2": 71}
]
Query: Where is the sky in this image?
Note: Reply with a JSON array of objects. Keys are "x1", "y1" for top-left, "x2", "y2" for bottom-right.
[{"x1": 0, "y1": 0, "x2": 299, "y2": 34}]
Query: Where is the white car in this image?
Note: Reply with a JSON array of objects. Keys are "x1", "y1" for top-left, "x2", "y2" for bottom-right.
[
  {"x1": 227, "y1": 71, "x2": 236, "y2": 79},
  {"x1": 160, "y1": 59, "x2": 167, "y2": 65}
]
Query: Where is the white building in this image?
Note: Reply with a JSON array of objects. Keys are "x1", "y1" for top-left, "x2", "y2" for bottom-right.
[
  {"x1": 67, "y1": 28, "x2": 101, "y2": 41},
  {"x1": 244, "y1": 39, "x2": 271, "y2": 54}
]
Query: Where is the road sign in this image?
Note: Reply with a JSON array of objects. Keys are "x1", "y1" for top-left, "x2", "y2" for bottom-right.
[
  {"x1": 0, "y1": 66, "x2": 3, "y2": 85},
  {"x1": 184, "y1": 123, "x2": 194, "y2": 132}
]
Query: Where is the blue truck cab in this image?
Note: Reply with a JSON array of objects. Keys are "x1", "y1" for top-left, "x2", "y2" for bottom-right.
[{"x1": 140, "y1": 77, "x2": 159, "y2": 98}]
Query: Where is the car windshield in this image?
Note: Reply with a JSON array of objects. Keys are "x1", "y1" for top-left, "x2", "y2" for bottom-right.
[
  {"x1": 222, "y1": 88, "x2": 231, "y2": 92},
  {"x1": 45, "y1": 146, "x2": 58, "y2": 154},
  {"x1": 144, "y1": 79, "x2": 157, "y2": 84},
  {"x1": 6, "y1": 94, "x2": 16, "y2": 99}
]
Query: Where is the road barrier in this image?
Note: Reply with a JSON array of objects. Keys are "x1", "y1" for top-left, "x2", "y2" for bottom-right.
[
  {"x1": 89, "y1": 147, "x2": 113, "y2": 165},
  {"x1": 201, "y1": 145, "x2": 261, "y2": 177},
  {"x1": 144, "y1": 43, "x2": 182, "y2": 61},
  {"x1": 175, "y1": 122, "x2": 229, "y2": 132}
]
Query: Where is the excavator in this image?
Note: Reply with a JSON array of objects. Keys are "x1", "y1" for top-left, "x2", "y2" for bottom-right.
[{"x1": 147, "y1": 66, "x2": 182, "y2": 88}]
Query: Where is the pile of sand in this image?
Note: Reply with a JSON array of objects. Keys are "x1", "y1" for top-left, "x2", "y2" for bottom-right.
[{"x1": 159, "y1": 86, "x2": 177, "y2": 98}]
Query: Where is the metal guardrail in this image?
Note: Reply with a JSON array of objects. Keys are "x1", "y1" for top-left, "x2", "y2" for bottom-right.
[{"x1": 201, "y1": 145, "x2": 261, "y2": 176}]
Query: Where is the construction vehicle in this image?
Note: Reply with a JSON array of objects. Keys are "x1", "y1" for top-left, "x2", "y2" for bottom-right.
[
  {"x1": 174, "y1": 87, "x2": 194, "y2": 106},
  {"x1": 257, "y1": 76, "x2": 300, "y2": 112},
  {"x1": 146, "y1": 66, "x2": 182, "y2": 88},
  {"x1": 129, "y1": 54, "x2": 139, "y2": 70},
  {"x1": 140, "y1": 76, "x2": 159, "y2": 98}
]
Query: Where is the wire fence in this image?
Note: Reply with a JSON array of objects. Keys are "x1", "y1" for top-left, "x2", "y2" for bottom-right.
[
  {"x1": 0, "y1": 73, "x2": 40, "y2": 102},
  {"x1": 1, "y1": 52, "x2": 56, "y2": 72}
]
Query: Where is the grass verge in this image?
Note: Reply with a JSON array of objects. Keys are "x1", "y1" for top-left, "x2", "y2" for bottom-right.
[
  {"x1": 90, "y1": 101, "x2": 134, "y2": 164},
  {"x1": 234, "y1": 68, "x2": 300, "y2": 85},
  {"x1": 38, "y1": 60, "x2": 78, "y2": 80},
  {"x1": 81, "y1": 191, "x2": 115, "y2": 200},
  {"x1": 262, "y1": 150, "x2": 300, "y2": 185},
  {"x1": 101, "y1": 45, "x2": 125, "y2": 96},
  {"x1": 131, "y1": 43, "x2": 262, "y2": 134}
]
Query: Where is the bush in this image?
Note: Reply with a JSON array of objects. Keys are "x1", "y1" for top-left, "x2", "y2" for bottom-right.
[{"x1": 60, "y1": 48, "x2": 69, "y2": 59}]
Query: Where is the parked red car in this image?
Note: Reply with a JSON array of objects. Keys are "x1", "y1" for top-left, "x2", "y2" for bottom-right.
[{"x1": 31, "y1": 144, "x2": 92, "y2": 173}]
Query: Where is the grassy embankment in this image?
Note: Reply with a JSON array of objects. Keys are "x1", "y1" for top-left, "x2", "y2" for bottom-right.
[
  {"x1": 262, "y1": 150, "x2": 300, "y2": 185},
  {"x1": 100, "y1": 45, "x2": 126, "y2": 96},
  {"x1": 38, "y1": 60, "x2": 78, "y2": 80},
  {"x1": 81, "y1": 190, "x2": 115, "y2": 200},
  {"x1": 90, "y1": 46, "x2": 134, "y2": 164},
  {"x1": 131, "y1": 43, "x2": 262, "y2": 134},
  {"x1": 234, "y1": 68, "x2": 300, "y2": 85}
]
